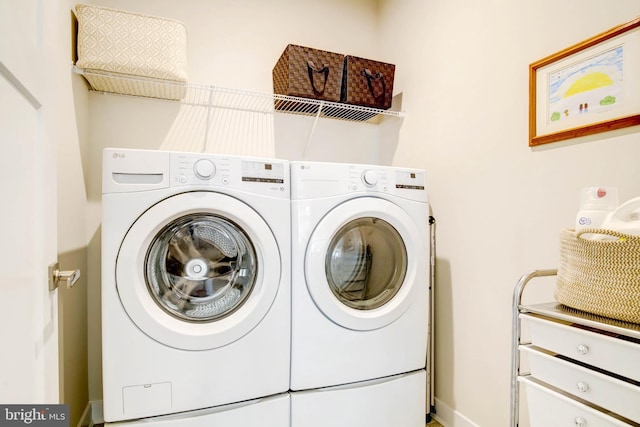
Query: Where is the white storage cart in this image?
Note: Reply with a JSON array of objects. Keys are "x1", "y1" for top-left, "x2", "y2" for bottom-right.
[{"x1": 511, "y1": 270, "x2": 640, "y2": 427}]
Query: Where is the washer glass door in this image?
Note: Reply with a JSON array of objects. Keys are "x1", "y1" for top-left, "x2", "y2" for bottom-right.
[
  {"x1": 146, "y1": 214, "x2": 256, "y2": 322},
  {"x1": 117, "y1": 191, "x2": 281, "y2": 350}
]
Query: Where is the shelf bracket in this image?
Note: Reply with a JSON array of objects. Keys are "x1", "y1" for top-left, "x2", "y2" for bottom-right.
[{"x1": 302, "y1": 101, "x2": 324, "y2": 159}]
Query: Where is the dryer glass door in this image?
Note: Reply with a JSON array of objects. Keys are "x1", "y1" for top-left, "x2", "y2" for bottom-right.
[
  {"x1": 305, "y1": 197, "x2": 425, "y2": 331},
  {"x1": 325, "y1": 217, "x2": 407, "y2": 310},
  {"x1": 146, "y1": 214, "x2": 257, "y2": 322}
]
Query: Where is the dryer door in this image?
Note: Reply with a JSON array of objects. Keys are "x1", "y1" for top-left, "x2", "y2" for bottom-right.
[
  {"x1": 305, "y1": 197, "x2": 424, "y2": 331},
  {"x1": 116, "y1": 191, "x2": 281, "y2": 350}
]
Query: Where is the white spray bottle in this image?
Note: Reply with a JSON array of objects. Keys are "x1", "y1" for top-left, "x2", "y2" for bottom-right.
[{"x1": 575, "y1": 187, "x2": 618, "y2": 232}]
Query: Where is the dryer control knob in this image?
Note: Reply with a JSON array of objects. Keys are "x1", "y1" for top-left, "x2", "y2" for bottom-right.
[
  {"x1": 362, "y1": 169, "x2": 378, "y2": 187},
  {"x1": 194, "y1": 159, "x2": 216, "y2": 180}
]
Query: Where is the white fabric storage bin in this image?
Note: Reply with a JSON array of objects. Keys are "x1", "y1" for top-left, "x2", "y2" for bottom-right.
[{"x1": 75, "y1": 4, "x2": 188, "y2": 100}]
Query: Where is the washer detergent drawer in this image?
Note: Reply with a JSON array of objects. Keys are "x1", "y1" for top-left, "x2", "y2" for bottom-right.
[
  {"x1": 522, "y1": 345, "x2": 640, "y2": 423},
  {"x1": 522, "y1": 314, "x2": 640, "y2": 382},
  {"x1": 518, "y1": 377, "x2": 632, "y2": 427}
]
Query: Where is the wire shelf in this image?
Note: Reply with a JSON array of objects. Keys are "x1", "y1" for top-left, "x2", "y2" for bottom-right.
[{"x1": 73, "y1": 67, "x2": 404, "y2": 124}]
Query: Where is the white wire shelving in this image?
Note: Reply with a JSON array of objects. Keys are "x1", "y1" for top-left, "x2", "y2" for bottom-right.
[
  {"x1": 74, "y1": 67, "x2": 405, "y2": 156},
  {"x1": 73, "y1": 67, "x2": 404, "y2": 124}
]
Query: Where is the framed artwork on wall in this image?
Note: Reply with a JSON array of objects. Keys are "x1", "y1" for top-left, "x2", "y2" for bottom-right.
[{"x1": 529, "y1": 16, "x2": 640, "y2": 147}]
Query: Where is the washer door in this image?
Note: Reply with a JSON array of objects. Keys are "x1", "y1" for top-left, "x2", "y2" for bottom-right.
[
  {"x1": 305, "y1": 198, "x2": 421, "y2": 331},
  {"x1": 116, "y1": 192, "x2": 281, "y2": 350}
]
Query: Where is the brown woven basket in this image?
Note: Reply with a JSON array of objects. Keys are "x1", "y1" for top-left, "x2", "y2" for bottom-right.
[
  {"x1": 556, "y1": 228, "x2": 640, "y2": 324},
  {"x1": 341, "y1": 55, "x2": 395, "y2": 110},
  {"x1": 272, "y1": 44, "x2": 344, "y2": 102}
]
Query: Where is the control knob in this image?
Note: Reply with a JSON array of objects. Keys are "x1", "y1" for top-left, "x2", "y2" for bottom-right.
[
  {"x1": 362, "y1": 169, "x2": 378, "y2": 187},
  {"x1": 194, "y1": 159, "x2": 216, "y2": 180}
]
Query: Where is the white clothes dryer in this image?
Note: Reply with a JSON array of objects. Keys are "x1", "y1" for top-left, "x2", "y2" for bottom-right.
[
  {"x1": 104, "y1": 393, "x2": 290, "y2": 427},
  {"x1": 102, "y1": 148, "x2": 290, "y2": 422},
  {"x1": 290, "y1": 161, "x2": 429, "y2": 391}
]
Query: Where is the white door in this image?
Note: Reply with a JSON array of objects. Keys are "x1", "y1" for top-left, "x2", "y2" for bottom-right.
[{"x1": 0, "y1": 0, "x2": 59, "y2": 403}]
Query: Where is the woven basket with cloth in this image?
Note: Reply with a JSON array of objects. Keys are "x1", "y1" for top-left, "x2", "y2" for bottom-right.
[{"x1": 556, "y1": 228, "x2": 640, "y2": 324}]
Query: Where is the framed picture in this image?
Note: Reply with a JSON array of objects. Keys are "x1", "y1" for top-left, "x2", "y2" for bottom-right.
[{"x1": 529, "y1": 16, "x2": 640, "y2": 147}]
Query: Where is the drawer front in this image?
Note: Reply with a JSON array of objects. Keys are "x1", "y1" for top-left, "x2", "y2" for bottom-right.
[
  {"x1": 522, "y1": 314, "x2": 640, "y2": 382},
  {"x1": 518, "y1": 376, "x2": 632, "y2": 427},
  {"x1": 522, "y1": 345, "x2": 640, "y2": 423}
]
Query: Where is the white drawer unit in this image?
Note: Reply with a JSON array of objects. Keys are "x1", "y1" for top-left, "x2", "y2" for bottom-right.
[
  {"x1": 524, "y1": 315, "x2": 640, "y2": 382},
  {"x1": 518, "y1": 376, "x2": 633, "y2": 427},
  {"x1": 510, "y1": 270, "x2": 640, "y2": 427},
  {"x1": 521, "y1": 345, "x2": 640, "y2": 423}
]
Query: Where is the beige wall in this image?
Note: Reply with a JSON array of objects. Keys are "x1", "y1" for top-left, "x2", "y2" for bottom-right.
[
  {"x1": 381, "y1": 1, "x2": 640, "y2": 426},
  {"x1": 58, "y1": 0, "x2": 640, "y2": 425},
  {"x1": 56, "y1": 0, "x2": 90, "y2": 425}
]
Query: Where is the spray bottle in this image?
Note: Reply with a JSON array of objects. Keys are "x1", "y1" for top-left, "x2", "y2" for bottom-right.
[{"x1": 575, "y1": 187, "x2": 618, "y2": 232}]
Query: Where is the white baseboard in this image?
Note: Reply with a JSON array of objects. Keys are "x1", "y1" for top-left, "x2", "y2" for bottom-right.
[{"x1": 433, "y1": 397, "x2": 479, "y2": 427}]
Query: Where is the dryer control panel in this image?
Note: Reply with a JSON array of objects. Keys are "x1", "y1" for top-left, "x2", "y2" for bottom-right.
[
  {"x1": 291, "y1": 161, "x2": 427, "y2": 203},
  {"x1": 349, "y1": 165, "x2": 425, "y2": 194}
]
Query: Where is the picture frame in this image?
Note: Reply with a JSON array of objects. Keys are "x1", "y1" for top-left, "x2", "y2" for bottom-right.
[{"x1": 529, "y1": 16, "x2": 640, "y2": 147}]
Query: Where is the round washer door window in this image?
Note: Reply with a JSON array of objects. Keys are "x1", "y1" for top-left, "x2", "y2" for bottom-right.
[
  {"x1": 116, "y1": 191, "x2": 281, "y2": 350},
  {"x1": 305, "y1": 198, "x2": 422, "y2": 331},
  {"x1": 145, "y1": 213, "x2": 257, "y2": 322}
]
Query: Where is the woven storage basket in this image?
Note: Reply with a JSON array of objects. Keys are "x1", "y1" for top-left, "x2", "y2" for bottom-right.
[
  {"x1": 273, "y1": 44, "x2": 344, "y2": 103},
  {"x1": 556, "y1": 228, "x2": 640, "y2": 324},
  {"x1": 341, "y1": 55, "x2": 395, "y2": 109}
]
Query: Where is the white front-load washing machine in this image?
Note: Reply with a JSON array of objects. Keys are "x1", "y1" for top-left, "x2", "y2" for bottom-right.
[
  {"x1": 101, "y1": 148, "x2": 290, "y2": 423},
  {"x1": 289, "y1": 160, "x2": 429, "y2": 390}
]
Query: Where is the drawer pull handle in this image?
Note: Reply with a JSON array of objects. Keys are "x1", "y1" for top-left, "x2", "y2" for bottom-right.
[
  {"x1": 576, "y1": 344, "x2": 589, "y2": 355},
  {"x1": 575, "y1": 416, "x2": 587, "y2": 426},
  {"x1": 576, "y1": 381, "x2": 589, "y2": 392}
]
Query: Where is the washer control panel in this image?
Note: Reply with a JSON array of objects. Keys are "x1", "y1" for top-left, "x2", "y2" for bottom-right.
[
  {"x1": 241, "y1": 160, "x2": 285, "y2": 185},
  {"x1": 171, "y1": 152, "x2": 288, "y2": 196}
]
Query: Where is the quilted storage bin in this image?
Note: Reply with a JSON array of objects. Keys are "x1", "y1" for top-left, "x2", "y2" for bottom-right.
[
  {"x1": 273, "y1": 44, "x2": 344, "y2": 104},
  {"x1": 341, "y1": 55, "x2": 395, "y2": 110},
  {"x1": 75, "y1": 4, "x2": 188, "y2": 100}
]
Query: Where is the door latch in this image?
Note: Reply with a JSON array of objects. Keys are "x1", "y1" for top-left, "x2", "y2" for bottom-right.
[{"x1": 48, "y1": 262, "x2": 81, "y2": 291}]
